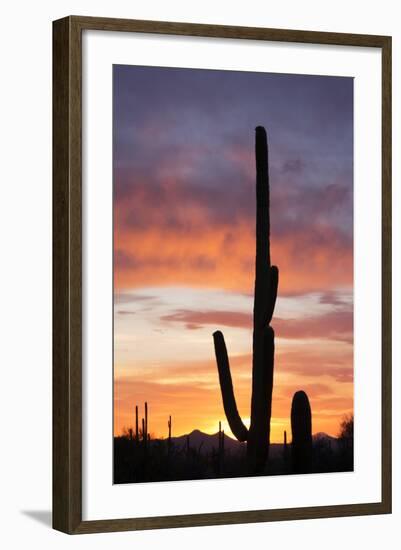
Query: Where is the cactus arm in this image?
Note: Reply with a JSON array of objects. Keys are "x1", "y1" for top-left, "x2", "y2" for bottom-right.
[
  {"x1": 213, "y1": 330, "x2": 249, "y2": 442},
  {"x1": 266, "y1": 265, "x2": 279, "y2": 325}
]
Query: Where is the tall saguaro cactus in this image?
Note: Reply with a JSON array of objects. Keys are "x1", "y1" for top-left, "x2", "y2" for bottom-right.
[
  {"x1": 213, "y1": 126, "x2": 278, "y2": 474},
  {"x1": 291, "y1": 391, "x2": 313, "y2": 473}
]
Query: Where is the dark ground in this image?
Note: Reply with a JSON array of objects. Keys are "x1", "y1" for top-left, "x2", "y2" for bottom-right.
[{"x1": 114, "y1": 430, "x2": 353, "y2": 484}]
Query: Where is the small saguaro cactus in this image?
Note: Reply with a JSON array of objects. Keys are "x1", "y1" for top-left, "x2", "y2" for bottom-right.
[
  {"x1": 168, "y1": 415, "x2": 172, "y2": 442},
  {"x1": 283, "y1": 429, "x2": 289, "y2": 460},
  {"x1": 167, "y1": 415, "x2": 172, "y2": 459},
  {"x1": 213, "y1": 126, "x2": 278, "y2": 474},
  {"x1": 142, "y1": 417, "x2": 146, "y2": 445},
  {"x1": 218, "y1": 421, "x2": 225, "y2": 474},
  {"x1": 135, "y1": 405, "x2": 139, "y2": 443},
  {"x1": 145, "y1": 401, "x2": 148, "y2": 440},
  {"x1": 166, "y1": 414, "x2": 173, "y2": 475},
  {"x1": 291, "y1": 391, "x2": 313, "y2": 474},
  {"x1": 282, "y1": 429, "x2": 290, "y2": 473},
  {"x1": 218, "y1": 421, "x2": 225, "y2": 453}
]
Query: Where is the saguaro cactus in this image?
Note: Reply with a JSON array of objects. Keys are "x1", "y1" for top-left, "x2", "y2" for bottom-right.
[
  {"x1": 291, "y1": 391, "x2": 313, "y2": 473},
  {"x1": 142, "y1": 418, "x2": 146, "y2": 444},
  {"x1": 167, "y1": 415, "x2": 172, "y2": 459},
  {"x1": 168, "y1": 415, "x2": 172, "y2": 442},
  {"x1": 135, "y1": 405, "x2": 139, "y2": 443},
  {"x1": 218, "y1": 421, "x2": 225, "y2": 474},
  {"x1": 283, "y1": 430, "x2": 289, "y2": 459},
  {"x1": 213, "y1": 126, "x2": 278, "y2": 474},
  {"x1": 145, "y1": 401, "x2": 148, "y2": 440}
]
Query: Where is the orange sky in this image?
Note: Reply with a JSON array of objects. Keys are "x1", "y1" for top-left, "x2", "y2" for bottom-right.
[
  {"x1": 113, "y1": 195, "x2": 353, "y2": 442},
  {"x1": 114, "y1": 310, "x2": 353, "y2": 442}
]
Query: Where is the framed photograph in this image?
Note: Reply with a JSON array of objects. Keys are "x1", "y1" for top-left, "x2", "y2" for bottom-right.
[{"x1": 53, "y1": 16, "x2": 392, "y2": 534}]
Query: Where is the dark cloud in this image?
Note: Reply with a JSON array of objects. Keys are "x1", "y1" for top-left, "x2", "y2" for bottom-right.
[
  {"x1": 114, "y1": 173, "x2": 352, "y2": 252},
  {"x1": 160, "y1": 307, "x2": 353, "y2": 344},
  {"x1": 274, "y1": 311, "x2": 353, "y2": 344},
  {"x1": 114, "y1": 292, "x2": 160, "y2": 304},
  {"x1": 114, "y1": 65, "x2": 353, "y2": 246},
  {"x1": 115, "y1": 251, "x2": 217, "y2": 273},
  {"x1": 160, "y1": 309, "x2": 252, "y2": 330},
  {"x1": 319, "y1": 290, "x2": 352, "y2": 307},
  {"x1": 114, "y1": 249, "x2": 139, "y2": 270},
  {"x1": 281, "y1": 158, "x2": 305, "y2": 174},
  {"x1": 113, "y1": 66, "x2": 353, "y2": 181}
]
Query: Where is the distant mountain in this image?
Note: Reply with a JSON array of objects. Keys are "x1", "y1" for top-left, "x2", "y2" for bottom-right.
[
  {"x1": 153, "y1": 429, "x2": 340, "y2": 456},
  {"x1": 313, "y1": 432, "x2": 340, "y2": 451},
  {"x1": 170, "y1": 429, "x2": 245, "y2": 454},
  {"x1": 313, "y1": 432, "x2": 337, "y2": 441}
]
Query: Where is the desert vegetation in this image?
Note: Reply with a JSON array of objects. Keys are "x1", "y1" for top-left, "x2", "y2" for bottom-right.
[{"x1": 114, "y1": 404, "x2": 353, "y2": 484}]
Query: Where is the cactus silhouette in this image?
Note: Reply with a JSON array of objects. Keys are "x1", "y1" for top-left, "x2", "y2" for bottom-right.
[
  {"x1": 218, "y1": 421, "x2": 225, "y2": 474},
  {"x1": 213, "y1": 126, "x2": 278, "y2": 474},
  {"x1": 168, "y1": 415, "x2": 172, "y2": 442},
  {"x1": 283, "y1": 429, "x2": 289, "y2": 461},
  {"x1": 141, "y1": 418, "x2": 146, "y2": 443},
  {"x1": 167, "y1": 415, "x2": 172, "y2": 459},
  {"x1": 291, "y1": 390, "x2": 313, "y2": 473},
  {"x1": 135, "y1": 405, "x2": 139, "y2": 443},
  {"x1": 133, "y1": 402, "x2": 150, "y2": 443},
  {"x1": 145, "y1": 401, "x2": 148, "y2": 440}
]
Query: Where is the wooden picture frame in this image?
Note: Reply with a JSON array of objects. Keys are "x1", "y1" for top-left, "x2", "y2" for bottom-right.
[{"x1": 53, "y1": 15, "x2": 392, "y2": 534}]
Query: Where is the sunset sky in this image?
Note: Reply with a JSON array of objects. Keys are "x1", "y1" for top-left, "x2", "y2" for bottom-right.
[{"x1": 113, "y1": 65, "x2": 353, "y2": 443}]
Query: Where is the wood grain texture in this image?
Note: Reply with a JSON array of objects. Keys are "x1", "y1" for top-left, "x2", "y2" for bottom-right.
[
  {"x1": 52, "y1": 16, "x2": 82, "y2": 534},
  {"x1": 75, "y1": 502, "x2": 389, "y2": 534},
  {"x1": 69, "y1": 15, "x2": 389, "y2": 47},
  {"x1": 52, "y1": 15, "x2": 392, "y2": 534},
  {"x1": 381, "y1": 36, "x2": 392, "y2": 514}
]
